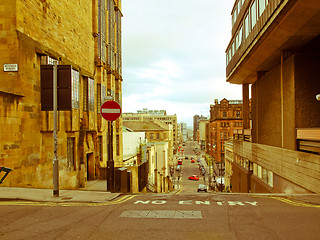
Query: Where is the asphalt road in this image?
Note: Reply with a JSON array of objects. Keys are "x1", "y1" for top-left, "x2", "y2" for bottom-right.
[
  {"x1": 173, "y1": 141, "x2": 209, "y2": 193},
  {"x1": 1, "y1": 193, "x2": 320, "y2": 240},
  {"x1": 1, "y1": 142, "x2": 320, "y2": 239}
]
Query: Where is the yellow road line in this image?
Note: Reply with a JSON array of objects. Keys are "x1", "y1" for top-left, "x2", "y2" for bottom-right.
[
  {"x1": 270, "y1": 196, "x2": 320, "y2": 208},
  {"x1": 0, "y1": 195, "x2": 137, "y2": 207},
  {"x1": 175, "y1": 188, "x2": 183, "y2": 195},
  {"x1": 252, "y1": 195, "x2": 320, "y2": 208}
]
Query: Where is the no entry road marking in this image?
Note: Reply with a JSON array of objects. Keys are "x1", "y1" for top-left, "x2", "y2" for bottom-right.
[{"x1": 120, "y1": 210, "x2": 202, "y2": 219}]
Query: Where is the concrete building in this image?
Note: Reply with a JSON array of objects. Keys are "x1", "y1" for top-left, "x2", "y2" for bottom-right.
[
  {"x1": 0, "y1": 0, "x2": 123, "y2": 189},
  {"x1": 226, "y1": 0, "x2": 320, "y2": 193}
]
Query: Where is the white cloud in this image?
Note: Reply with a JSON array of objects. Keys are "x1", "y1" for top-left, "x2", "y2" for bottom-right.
[{"x1": 122, "y1": 0, "x2": 241, "y2": 127}]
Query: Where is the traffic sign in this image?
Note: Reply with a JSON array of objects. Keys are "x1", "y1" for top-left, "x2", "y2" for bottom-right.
[{"x1": 100, "y1": 100, "x2": 121, "y2": 121}]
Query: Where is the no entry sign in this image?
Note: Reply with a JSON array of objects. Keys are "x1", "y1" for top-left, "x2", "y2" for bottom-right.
[{"x1": 100, "y1": 100, "x2": 121, "y2": 121}]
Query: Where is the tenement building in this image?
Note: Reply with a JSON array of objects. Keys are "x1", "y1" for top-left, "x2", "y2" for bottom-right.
[
  {"x1": 0, "y1": 0, "x2": 123, "y2": 189},
  {"x1": 208, "y1": 99, "x2": 243, "y2": 165},
  {"x1": 226, "y1": 0, "x2": 320, "y2": 193}
]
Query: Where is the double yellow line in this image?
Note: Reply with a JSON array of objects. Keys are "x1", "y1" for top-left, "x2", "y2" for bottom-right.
[
  {"x1": 270, "y1": 196, "x2": 320, "y2": 208},
  {"x1": 0, "y1": 195, "x2": 136, "y2": 207}
]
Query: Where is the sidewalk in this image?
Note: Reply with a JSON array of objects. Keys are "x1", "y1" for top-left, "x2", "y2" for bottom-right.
[{"x1": 0, "y1": 181, "x2": 121, "y2": 203}]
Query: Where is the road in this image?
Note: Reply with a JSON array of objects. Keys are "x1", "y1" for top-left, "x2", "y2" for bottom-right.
[
  {"x1": 173, "y1": 141, "x2": 209, "y2": 193},
  {"x1": 1, "y1": 193, "x2": 320, "y2": 240},
  {"x1": 1, "y1": 142, "x2": 320, "y2": 239}
]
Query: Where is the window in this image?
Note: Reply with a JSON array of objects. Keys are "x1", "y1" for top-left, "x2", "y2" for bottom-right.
[
  {"x1": 237, "y1": 25, "x2": 243, "y2": 49},
  {"x1": 88, "y1": 78, "x2": 94, "y2": 112},
  {"x1": 156, "y1": 133, "x2": 160, "y2": 140},
  {"x1": 268, "y1": 171, "x2": 273, "y2": 187},
  {"x1": 97, "y1": 136, "x2": 102, "y2": 161},
  {"x1": 244, "y1": 13, "x2": 250, "y2": 39},
  {"x1": 258, "y1": 0, "x2": 266, "y2": 17},
  {"x1": 223, "y1": 112, "x2": 227, "y2": 118},
  {"x1": 237, "y1": 0, "x2": 241, "y2": 15},
  {"x1": 97, "y1": 84, "x2": 101, "y2": 112},
  {"x1": 72, "y1": 70, "x2": 80, "y2": 109},
  {"x1": 98, "y1": 0, "x2": 106, "y2": 61},
  {"x1": 251, "y1": 0, "x2": 257, "y2": 28},
  {"x1": 67, "y1": 138, "x2": 75, "y2": 170},
  {"x1": 116, "y1": 135, "x2": 120, "y2": 156},
  {"x1": 150, "y1": 133, "x2": 154, "y2": 140},
  {"x1": 83, "y1": 78, "x2": 88, "y2": 112}
]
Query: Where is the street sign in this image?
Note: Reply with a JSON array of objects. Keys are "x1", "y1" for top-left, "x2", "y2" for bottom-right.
[{"x1": 100, "y1": 100, "x2": 121, "y2": 121}]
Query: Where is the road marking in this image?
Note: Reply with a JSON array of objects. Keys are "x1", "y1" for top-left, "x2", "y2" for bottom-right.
[
  {"x1": 120, "y1": 210, "x2": 202, "y2": 219},
  {"x1": 174, "y1": 188, "x2": 183, "y2": 195},
  {"x1": 0, "y1": 195, "x2": 136, "y2": 207},
  {"x1": 270, "y1": 196, "x2": 320, "y2": 208},
  {"x1": 133, "y1": 200, "x2": 258, "y2": 206}
]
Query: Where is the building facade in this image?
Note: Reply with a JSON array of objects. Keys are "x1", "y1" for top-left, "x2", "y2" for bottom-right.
[
  {"x1": 208, "y1": 99, "x2": 243, "y2": 164},
  {"x1": 123, "y1": 120, "x2": 173, "y2": 193},
  {"x1": 0, "y1": 0, "x2": 123, "y2": 189},
  {"x1": 123, "y1": 110, "x2": 178, "y2": 153},
  {"x1": 193, "y1": 115, "x2": 207, "y2": 141},
  {"x1": 226, "y1": 0, "x2": 320, "y2": 193}
]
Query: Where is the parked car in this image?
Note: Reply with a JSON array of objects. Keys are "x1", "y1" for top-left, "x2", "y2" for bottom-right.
[
  {"x1": 188, "y1": 175, "x2": 200, "y2": 181},
  {"x1": 178, "y1": 160, "x2": 182, "y2": 165},
  {"x1": 197, "y1": 184, "x2": 208, "y2": 192},
  {"x1": 176, "y1": 165, "x2": 181, "y2": 171},
  {"x1": 185, "y1": 156, "x2": 188, "y2": 159},
  {"x1": 191, "y1": 159, "x2": 195, "y2": 163}
]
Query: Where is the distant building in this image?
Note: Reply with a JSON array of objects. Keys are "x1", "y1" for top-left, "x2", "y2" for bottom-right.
[
  {"x1": 123, "y1": 109, "x2": 178, "y2": 153},
  {"x1": 208, "y1": 99, "x2": 244, "y2": 165},
  {"x1": 180, "y1": 123, "x2": 187, "y2": 142},
  {"x1": 193, "y1": 115, "x2": 207, "y2": 141},
  {"x1": 199, "y1": 120, "x2": 209, "y2": 150}
]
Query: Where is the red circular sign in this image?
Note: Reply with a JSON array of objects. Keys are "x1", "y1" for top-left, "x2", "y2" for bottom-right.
[{"x1": 100, "y1": 100, "x2": 121, "y2": 121}]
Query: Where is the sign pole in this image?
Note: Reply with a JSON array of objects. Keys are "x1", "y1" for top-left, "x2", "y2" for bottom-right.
[
  {"x1": 100, "y1": 99, "x2": 121, "y2": 193},
  {"x1": 53, "y1": 60, "x2": 59, "y2": 197}
]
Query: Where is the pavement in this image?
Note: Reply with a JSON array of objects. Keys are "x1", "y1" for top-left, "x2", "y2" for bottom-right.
[
  {"x1": 0, "y1": 180, "x2": 121, "y2": 203},
  {"x1": 0, "y1": 179, "x2": 319, "y2": 206}
]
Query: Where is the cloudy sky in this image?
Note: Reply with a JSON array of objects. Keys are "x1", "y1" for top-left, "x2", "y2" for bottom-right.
[{"x1": 121, "y1": 0, "x2": 242, "y2": 127}]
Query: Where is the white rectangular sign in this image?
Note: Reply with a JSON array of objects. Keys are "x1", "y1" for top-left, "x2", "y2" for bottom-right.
[{"x1": 4, "y1": 64, "x2": 18, "y2": 72}]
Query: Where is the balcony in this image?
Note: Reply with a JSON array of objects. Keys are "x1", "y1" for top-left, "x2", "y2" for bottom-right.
[
  {"x1": 226, "y1": 0, "x2": 320, "y2": 84},
  {"x1": 232, "y1": 139, "x2": 320, "y2": 193}
]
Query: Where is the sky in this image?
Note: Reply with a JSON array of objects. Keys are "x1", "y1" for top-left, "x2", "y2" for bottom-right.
[{"x1": 121, "y1": 0, "x2": 242, "y2": 127}]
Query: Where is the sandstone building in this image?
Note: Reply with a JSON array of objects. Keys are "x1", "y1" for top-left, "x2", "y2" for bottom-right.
[
  {"x1": 0, "y1": 0, "x2": 123, "y2": 189},
  {"x1": 208, "y1": 99, "x2": 244, "y2": 165}
]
